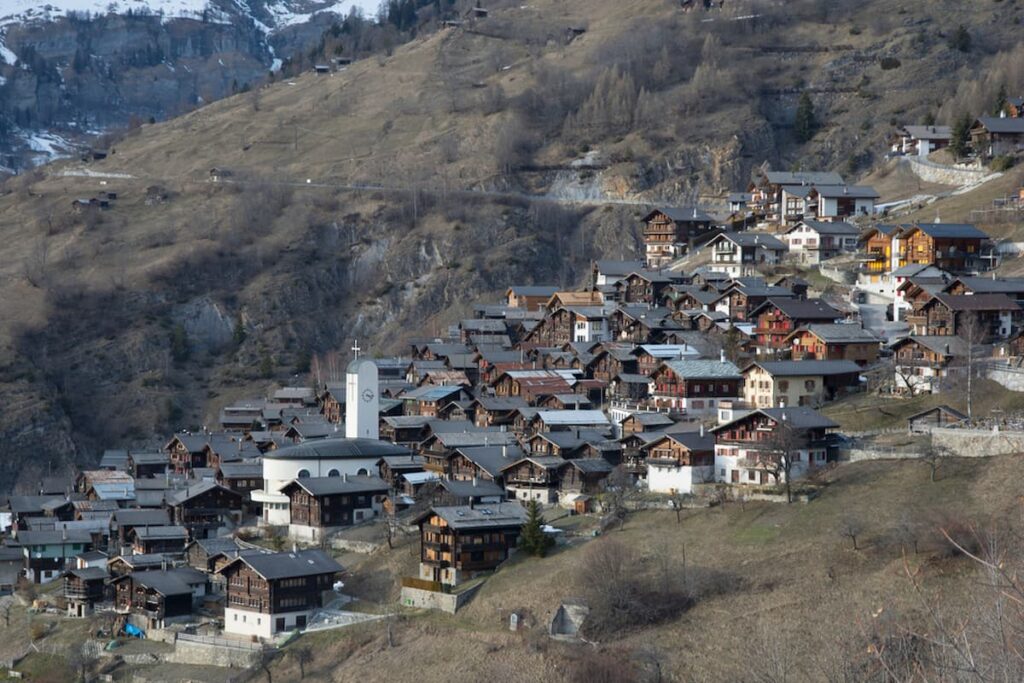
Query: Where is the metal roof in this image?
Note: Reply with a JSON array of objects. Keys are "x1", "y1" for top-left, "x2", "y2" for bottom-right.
[
  {"x1": 661, "y1": 359, "x2": 742, "y2": 379},
  {"x1": 265, "y1": 438, "x2": 410, "y2": 461},
  {"x1": 280, "y1": 475, "x2": 389, "y2": 496},
  {"x1": 219, "y1": 549, "x2": 343, "y2": 580},
  {"x1": 747, "y1": 360, "x2": 862, "y2": 376},
  {"x1": 535, "y1": 410, "x2": 610, "y2": 426}
]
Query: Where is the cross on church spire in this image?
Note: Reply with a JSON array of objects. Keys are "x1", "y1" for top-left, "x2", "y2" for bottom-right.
[{"x1": 351, "y1": 339, "x2": 361, "y2": 360}]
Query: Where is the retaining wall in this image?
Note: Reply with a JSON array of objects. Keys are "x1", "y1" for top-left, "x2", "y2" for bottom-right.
[
  {"x1": 399, "y1": 583, "x2": 482, "y2": 614},
  {"x1": 163, "y1": 636, "x2": 263, "y2": 668},
  {"x1": 902, "y1": 157, "x2": 993, "y2": 185}
]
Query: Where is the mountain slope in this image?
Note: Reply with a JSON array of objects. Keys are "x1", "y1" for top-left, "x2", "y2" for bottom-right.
[{"x1": 0, "y1": 0, "x2": 1022, "y2": 487}]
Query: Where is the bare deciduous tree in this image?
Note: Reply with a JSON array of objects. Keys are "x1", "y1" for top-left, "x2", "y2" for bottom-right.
[
  {"x1": 839, "y1": 514, "x2": 865, "y2": 551},
  {"x1": 758, "y1": 415, "x2": 810, "y2": 504}
]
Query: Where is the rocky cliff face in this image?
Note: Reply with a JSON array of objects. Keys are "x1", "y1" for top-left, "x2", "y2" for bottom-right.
[{"x1": 0, "y1": 3, "x2": 346, "y2": 170}]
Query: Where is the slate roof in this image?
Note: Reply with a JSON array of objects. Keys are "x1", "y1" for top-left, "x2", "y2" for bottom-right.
[
  {"x1": 280, "y1": 475, "x2": 389, "y2": 496},
  {"x1": 594, "y1": 260, "x2": 645, "y2": 277},
  {"x1": 132, "y1": 525, "x2": 188, "y2": 540},
  {"x1": 793, "y1": 324, "x2": 879, "y2": 344},
  {"x1": 713, "y1": 406, "x2": 839, "y2": 432},
  {"x1": 643, "y1": 207, "x2": 715, "y2": 223},
  {"x1": 166, "y1": 481, "x2": 239, "y2": 506},
  {"x1": 219, "y1": 549, "x2": 343, "y2": 580},
  {"x1": 266, "y1": 438, "x2": 410, "y2": 461},
  {"x1": 909, "y1": 223, "x2": 989, "y2": 240},
  {"x1": 714, "y1": 232, "x2": 787, "y2": 250},
  {"x1": 112, "y1": 509, "x2": 171, "y2": 526},
  {"x1": 451, "y1": 446, "x2": 522, "y2": 478},
  {"x1": 535, "y1": 410, "x2": 610, "y2": 426},
  {"x1": 789, "y1": 220, "x2": 861, "y2": 236},
  {"x1": 129, "y1": 568, "x2": 204, "y2": 596},
  {"x1": 751, "y1": 298, "x2": 842, "y2": 320},
  {"x1": 814, "y1": 185, "x2": 879, "y2": 199},
  {"x1": 764, "y1": 171, "x2": 844, "y2": 186},
  {"x1": 218, "y1": 462, "x2": 264, "y2": 478},
  {"x1": 890, "y1": 335, "x2": 969, "y2": 356},
  {"x1": 947, "y1": 276, "x2": 1024, "y2": 295},
  {"x1": 974, "y1": 116, "x2": 1024, "y2": 134},
  {"x1": 661, "y1": 359, "x2": 742, "y2": 379},
  {"x1": 562, "y1": 458, "x2": 614, "y2": 474},
  {"x1": 747, "y1": 360, "x2": 862, "y2": 377},
  {"x1": 438, "y1": 478, "x2": 506, "y2": 499},
  {"x1": 507, "y1": 285, "x2": 560, "y2": 297},
  {"x1": 17, "y1": 529, "x2": 92, "y2": 545},
  {"x1": 902, "y1": 125, "x2": 952, "y2": 140},
  {"x1": 420, "y1": 503, "x2": 529, "y2": 530},
  {"x1": 930, "y1": 293, "x2": 1020, "y2": 312},
  {"x1": 646, "y1": 429, "x2": 715, "y2": 453}
]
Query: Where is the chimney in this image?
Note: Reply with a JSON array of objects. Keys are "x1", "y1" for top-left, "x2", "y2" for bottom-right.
[
  {"x1": 502, "y1": 443, "x2": 507, "y2": 458},
  {"x1": 720, "y1": 349, "x2": 726, "y2": 363},
  {"x1": 343, "y1": 472, "x2": 349, "y2": 482},
  {"x1": 292, "y1": 543, "x2": 298, "y2": 554},
  {"x1": 700, "y1": 423, "x2": 705, "y2": 437},
  {"x1": 161, "y1": 558, "x2": 168, "y2": 571},
  {"x1": 779, "y1": 399, "x2": 786, "y2": 409},
  {"x1": 472, "y1": 476, "x2": 478, "y2": 487}
]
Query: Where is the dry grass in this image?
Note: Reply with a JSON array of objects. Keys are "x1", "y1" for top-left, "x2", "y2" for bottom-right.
[{"x1": 248, "y1": 455, "x2": 1024, "y2": 682}]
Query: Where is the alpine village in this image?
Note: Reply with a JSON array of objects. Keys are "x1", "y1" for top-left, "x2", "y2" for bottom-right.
[{"x1": 5, "y1": 0, "x2": 1024, "y2": 681}]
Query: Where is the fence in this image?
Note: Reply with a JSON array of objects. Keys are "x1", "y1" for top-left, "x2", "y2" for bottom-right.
[
  {"x1": 400, "y1": 577, "x2": 445, "y2": 593},
  {"x1": 175, "y1": 632, "x2": 264, "y2": 651}
]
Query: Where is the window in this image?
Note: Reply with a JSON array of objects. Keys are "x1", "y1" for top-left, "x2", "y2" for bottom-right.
[
  {"x1": 357, "y1": 468, "x2": 369, "y2": 476},
  {"x1": 327, "y1": 469, "x2": 340, "y2": 477},
  {"x1": 805, "y1": 380, "x2": 816, "y2": 391},
  {"x1": 297, "y1": 468, "x2": 311, "y2": 478},
  {"x1": 778, "y1": 380, "x2": 789, "y2": 392}
]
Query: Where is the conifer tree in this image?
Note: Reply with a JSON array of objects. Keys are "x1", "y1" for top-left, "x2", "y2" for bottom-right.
[
  {"x1": 519, "y1": 499, "x2": 554, "y2": 558},
  {"x1": 794, "y1": 92, "x2": 816, "y2": 143}
]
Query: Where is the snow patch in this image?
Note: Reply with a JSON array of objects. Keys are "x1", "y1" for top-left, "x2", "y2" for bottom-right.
[{"x1": 60, "y1": 168, "x2": 135, "y2": 179}]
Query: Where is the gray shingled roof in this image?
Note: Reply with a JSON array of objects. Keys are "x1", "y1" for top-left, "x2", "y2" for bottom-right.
[
  {"x1": 132, "y1": 525, "x2": 188, "y2": 540},
  {"x1": 423, "y1": 503, "x2": 528, "y2": 530},
  {"x1": 662, "y1": 359, "x2": 742, "y2": 379},
  {"x1": 220, "y1": 549, "x2": 343, "y2": 580},
  {"x1": 794, "y1": 324, "x2": 879, "y2": 344},
  {"x1": 280, "y1": 475, "x2": 389, "y2": 496},
  {"x1": 266, "y1": 438, "x2": 410, "y2": 461},
  {"x1": 747, "y1": 360, "x2": 862, "y2": 377}
]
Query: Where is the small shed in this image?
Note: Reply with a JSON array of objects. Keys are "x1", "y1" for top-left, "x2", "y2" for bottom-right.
[
  {"x1": 907, "y1": 405, "x2": 969, "y2": 434},
  {"x1": 313, "y1": 64, "x2": 332, "y2": 74},
  {"x1": 549, "y1": 598, "x2": 589, "y2": 641}
]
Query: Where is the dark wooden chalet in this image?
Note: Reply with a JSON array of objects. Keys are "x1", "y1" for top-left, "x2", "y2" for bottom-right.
[
  {"x1": 166, "y1": 482, "x2": 243, "y2": 540},
  {"x1": 414, "y1": 503, "x2": 528, "y2": 585}
]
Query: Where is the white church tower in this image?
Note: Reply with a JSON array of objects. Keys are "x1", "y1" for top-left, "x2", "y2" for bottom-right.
[{"x1": 345, "y1": 341, "x2": 379, "y2": 440}]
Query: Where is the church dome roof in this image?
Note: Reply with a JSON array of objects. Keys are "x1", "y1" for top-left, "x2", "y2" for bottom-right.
[{"x1": 265, "y1": 438, "x2": 408, "y2": 460}]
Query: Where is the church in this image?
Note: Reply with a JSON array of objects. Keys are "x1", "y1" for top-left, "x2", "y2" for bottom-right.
[{"x1": 251, "y1": 356, "x2": 411, "y2": 525}]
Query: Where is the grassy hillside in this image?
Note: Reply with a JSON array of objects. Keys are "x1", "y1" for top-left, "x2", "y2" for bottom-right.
[
  {"x1": 0, "y1": 0, "x2": 1023, "y2": 485},
  {"x1": 230, "y1": 457, "x2": 1024, "y2": 680}
]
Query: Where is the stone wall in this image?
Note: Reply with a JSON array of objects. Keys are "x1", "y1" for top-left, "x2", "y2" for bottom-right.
[
  {"x1": 399, "y1": 583, "x2": 482, "y2": 614},
  {"x1": 902, "y1": 157, "x2": 995, "y2": 186},
  {"x1": 163, "y1": 635, "x2": 264, "y2": 669},
  {"x1": 986, "y1": 365, "x2": 1024, "y2": 392}
]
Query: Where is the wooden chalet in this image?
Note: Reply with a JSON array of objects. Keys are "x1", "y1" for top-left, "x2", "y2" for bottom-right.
[
  {"x1": 907, "y1": 405, "x2": 969, "y2": 433},
  {"x1": 506, "y1": 285, "x2": 559, "y2": 310},
  {"x1": 890, "y1": 335, "x2": 968, "y2": 395},
  {"x1": 414, "y1": 503, "x2": 527, "y2": 585},
  {"x1": 620, "y1": 412, "x2": 675, "y2": 435},
  {"x1": 750, "y1": 298, "x2": 842, "y2": 350},
  {"x1": 129, "y1": 525, "x2": 188, "y2": 555},
  {"x1": 641, "y1": 207, "x2": 716, "y2": 269},
  {"x1": 166, "y1": 482, "x2": 243, "y2": 540},
  {"x1": 648, "y1": 359, "x2": 743, "y2": 414},
  {"x1": 113, "y1": 567, "x2": 205, "y2": 629},
  {"x1": 110, "y1": 508, "x2": 171, "y2": 548},
  {"x1": 64, "y1": 566, "x2": 108, "y2": 617},
  {"x1": 908, "y1": 293, "x2": 1020, "y2": 341},
  {"x1": 785, "y1": 323, "x2": 880, "y2": 365},
  {"x1": 712, "y1": 407, "x2": 838, "y2": 485},
  {"x1": 280, "y1": 475, "x2": 388, "y2": 538},
  {"x1": 218, "y1": 549, "x2": 343, "y2": 638}
]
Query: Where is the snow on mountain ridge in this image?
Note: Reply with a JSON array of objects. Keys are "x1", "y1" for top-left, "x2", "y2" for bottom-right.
[{"x1": 0, "y1": 0, "x2": 381, "y2": 63}]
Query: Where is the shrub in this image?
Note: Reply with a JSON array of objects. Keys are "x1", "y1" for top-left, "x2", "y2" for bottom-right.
[
  {"x1": 880, "y1": 57, "x2": 902, "y2": 70},
  {"x1": 991, "y1": 155, "x2": 1015, "y2": 172}
]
